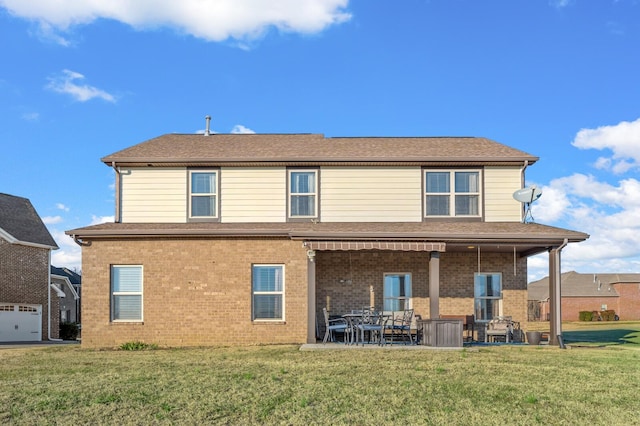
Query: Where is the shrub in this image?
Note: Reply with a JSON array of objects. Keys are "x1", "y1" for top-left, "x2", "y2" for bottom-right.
[
  {"x1": 601, "y1": 310, "x2": 617, "y2": 321},
  {"x1": 579, "y1": 311, "x2": 593, "y2": 321},
  {"x1": 119, "y1": 341, "x2": 158, "y2": 351},
  {"x1": 60, "y1": 322, "x2": 80, "y2": 340}
]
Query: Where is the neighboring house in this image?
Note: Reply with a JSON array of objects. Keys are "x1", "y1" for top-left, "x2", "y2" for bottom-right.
[
  {"x1": 51, "y1": 266, "x2": 81, "y2": 324},
  {"x1": 66, "y1": 130, "x2": 589, "y2": 348},
  {"x1": 528, "y1": 271, "x2": 640, "y2": 321},
  {"x1": 0, "y1": 193, "x2": 59, "y2": 342}
]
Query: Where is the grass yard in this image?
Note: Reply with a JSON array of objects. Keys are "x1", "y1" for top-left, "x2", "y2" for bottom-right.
[
  {"x1": 529, "y1": 320, "x2": 640, "y2": 346},
  {"x1": 1, "y1": 325, "x2": 640, "y2": 425}
]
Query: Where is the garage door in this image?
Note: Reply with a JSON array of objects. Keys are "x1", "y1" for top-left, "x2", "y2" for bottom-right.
[{"x1": 0, "y1": 303, "x2": 42, "y2": 342}]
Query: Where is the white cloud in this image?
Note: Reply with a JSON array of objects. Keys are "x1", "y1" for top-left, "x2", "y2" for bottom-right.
[
  {"x1": 21, "y1": 112, "x2": 40, "y2": 121},
  {"x1": 0, "y1": 0, "x2": 351, "y2": 44},
  {"x1": 530, "y1": 184, "x2": 571, "y2": 222},
  {"x1": 528, "y1": 172, "x2": 640, "y2": 279},
  {"x1": 196, "y1": 124, "x2": 256, "y2": 134},
  {"x1": 46, "y1": 69, "x2": 116, "y2": 102},
  {"x1": 606, "y1": 21, "x2": 625, "y2": 36},
  {"x1": 90, "y1": 215, "x2": 114, "y2": 225},
  {"x1": 56, "y1": 203, "x2": 70, "y2": 212},
  {"x1": 231, "y1": 124, "x2": 256, "y2": 134},
  {"x1": 572, "y1": 117, "x2": 640, "y2": 173},
  {"x1": 31, "y1": 21, "x2": 72, "y2": 46},
  {"x1": 47, "y1": 213, "x2": 114, "y2": 271},
  {"x1": 42, "y1": 215, "x2": 63, "y2": 225},
  {"x1": 49, "y1": 228, "x2": 81, "y2": 271},
  {"x1": 549, "y1": 0, "x2": 572, "y2": 8}
]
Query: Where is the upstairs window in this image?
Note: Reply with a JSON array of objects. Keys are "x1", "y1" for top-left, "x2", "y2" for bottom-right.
[
  {"x1": 425, "y1": 170, "x2": 480, "y2": 217},
  {"x1": 189, "y1": 170, "x2": 217, "y2": 218},
  {"x1": 289, "y1": 170, "x2": 317, "y2": 218}
]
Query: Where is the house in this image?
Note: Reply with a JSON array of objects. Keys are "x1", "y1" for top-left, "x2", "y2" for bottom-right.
[
  {"x1": 528, "y1": 271, "x2": 640, "y2": 321},
  {"x1": 66, "y1": 129, "x2": 589, "y2": 348},
  {"x1": 0, "y1": 193, "x2": 59, "y2": 342},
  {"x1": 51, "y1": 266, "x2": 81, "y2": 324}
]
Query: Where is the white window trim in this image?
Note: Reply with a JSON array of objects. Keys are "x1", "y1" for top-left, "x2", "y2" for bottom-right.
[
  {"x1": 383, "y1": 272, "x2": 413, "y2": 311},
  {"x1": 474, "y1": 272, "x2": 503, "y2": 322},
  {"x1": 188, "y1": 170, "x2": 218, "y2": 219},
  {"x1": 424, "y1": 169, "x2": 482, "y2": 218},
  {"x1": 111, "y1": 265, "x2": 143, "y2": 323},
  {"x1": 288, "y1": 169, "x2": 318, "y2": 219},
  {"x1": 252, "y1": 264, "x2": 285, "y2": 322}
]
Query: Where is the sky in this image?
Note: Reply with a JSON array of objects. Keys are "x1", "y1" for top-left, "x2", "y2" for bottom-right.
[{"x1": 1, "y1": 0, "x2": 639, "y2": 281}]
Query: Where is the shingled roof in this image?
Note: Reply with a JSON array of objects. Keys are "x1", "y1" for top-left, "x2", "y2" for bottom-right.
[
  {"x1": 0, "y1": 193, "x2": 58, "y2": 249},
  {"x1": 51, "y1": 266, "x2": 81, "y2": 285},
  {"x1": 101, "y1": 134, "x2": 539, "y2": 167},
  {"x1": 527, "y1": 271, "x2": 640, "y2": 300},
  {"x1": 67, "y1": 221, "x2": 588, "y2": 256}
]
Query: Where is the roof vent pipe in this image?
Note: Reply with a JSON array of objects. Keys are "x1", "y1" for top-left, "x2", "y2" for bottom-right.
[{"x1": 204, "y1": 115, "x2": 211, "y2": 136}]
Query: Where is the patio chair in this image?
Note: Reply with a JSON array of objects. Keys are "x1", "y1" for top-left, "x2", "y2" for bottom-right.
[
  {"x1": 484, "y1": 316, "x2": 514, "y2": 343},
  {"x1": 322, "y1": 307, "x2": 349, "y2": 344},
  {"x1": 352, "y1": 308, "x2": 387, "y2": 346},
  {"x1": 386, "y1": 309, "x2": 414, "y2": 344}
]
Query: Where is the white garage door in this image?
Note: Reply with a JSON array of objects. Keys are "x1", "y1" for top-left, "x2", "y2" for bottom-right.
[{"x1": 0, "y1": 303, "x2": 42, "y2": 342}]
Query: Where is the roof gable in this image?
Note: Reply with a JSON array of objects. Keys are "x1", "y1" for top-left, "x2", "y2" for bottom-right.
[{"x1": 0, "y1": 193, "x2": 58, "y2": 249}]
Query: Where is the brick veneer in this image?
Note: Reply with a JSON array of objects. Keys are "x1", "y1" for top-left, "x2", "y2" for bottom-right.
[
  {"x1": 614, "y1": 283, "x2": 640, "y2": 320},
  {"x1": 81, "y1": 238, "x2": 530, "y2": 348},
  {"x1": 80, "y1": 238, "x2": 309, "y2": 348},
  {"x1": 0, "y1": 239, "x2": 58, "y2": 340}
]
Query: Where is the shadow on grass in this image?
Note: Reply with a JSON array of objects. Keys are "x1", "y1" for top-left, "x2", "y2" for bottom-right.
[{"x1": 563, "y1": 329, "x2": 640, "y2": 346}]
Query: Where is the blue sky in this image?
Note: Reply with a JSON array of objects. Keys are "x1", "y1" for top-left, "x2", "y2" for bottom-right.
[{"x1": 1, "y1": 0, "x2": 639, "y2": 280}]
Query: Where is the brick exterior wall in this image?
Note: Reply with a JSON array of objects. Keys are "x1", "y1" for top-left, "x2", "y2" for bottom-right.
[
  {"x1": 614, "y1": 283, "x2": 640, "y2": 320},
  {"x1": 0, "y1": 238, "x2": 58, "y2": 340},
  {"x1": 537, "y1": 283, "x2": 640, "y2": 321},
  {"x1": 80, "y1": 238, "x2": 309, "y2": 348},
  {"x1": 81, "y1": 238, "x2": 530, "y2": 348}
]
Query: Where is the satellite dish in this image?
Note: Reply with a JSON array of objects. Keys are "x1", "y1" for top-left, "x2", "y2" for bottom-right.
[
  {"x1": 512, "y1": 186, "x2": 542, "y2": 203},
  {"x1": 512, "y1": 185, "x2": 542, "y2": 223}
]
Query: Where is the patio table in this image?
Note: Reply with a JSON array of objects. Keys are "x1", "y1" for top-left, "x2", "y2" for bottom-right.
[{"x1": 343, "y1": 312, "x2": 390, "y2": 345}]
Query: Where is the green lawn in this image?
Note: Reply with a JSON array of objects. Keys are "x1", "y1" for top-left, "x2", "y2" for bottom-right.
[
  {"x1": 1, "y1": 326, "x2": 640, "y2": 425},
  {"x1": 529, "y1": 320, "x2": 640, "y2": 346}
]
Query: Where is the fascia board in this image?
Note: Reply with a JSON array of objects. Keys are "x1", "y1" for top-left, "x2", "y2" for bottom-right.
[{"x1": 0, "y1": 228, "x2": 58, "y2": 249}]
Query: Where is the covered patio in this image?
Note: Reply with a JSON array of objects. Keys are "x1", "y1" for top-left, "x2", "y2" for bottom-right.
[{"x1": 295, "y1": 221, "x2": 589, "y2": 347}]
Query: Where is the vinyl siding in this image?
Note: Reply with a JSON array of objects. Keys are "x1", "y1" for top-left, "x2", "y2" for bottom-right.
[
  {"x1": 484, "y1": 166, "x2": 523, "y2": 222},
  {"x1": 120, "y1": 168, "x2": 187, "y2": 223},
  {"x1": 321, "y1": 167, "x2": 422, "y2": 222},
  {"x1": 220, "y1": 167, "x2": 286, "y2": 223},
  {"x1": 119, "y1": 165, "x2": 524, "y2": 224}
]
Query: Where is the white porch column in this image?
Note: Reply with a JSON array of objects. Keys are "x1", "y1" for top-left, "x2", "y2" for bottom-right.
[
  {"x1": 429, "y1": 251, "x2": 440, "y2": 319},
  {"x1": 306, "y1": 249, "x2": 316, "y2": 343}
]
